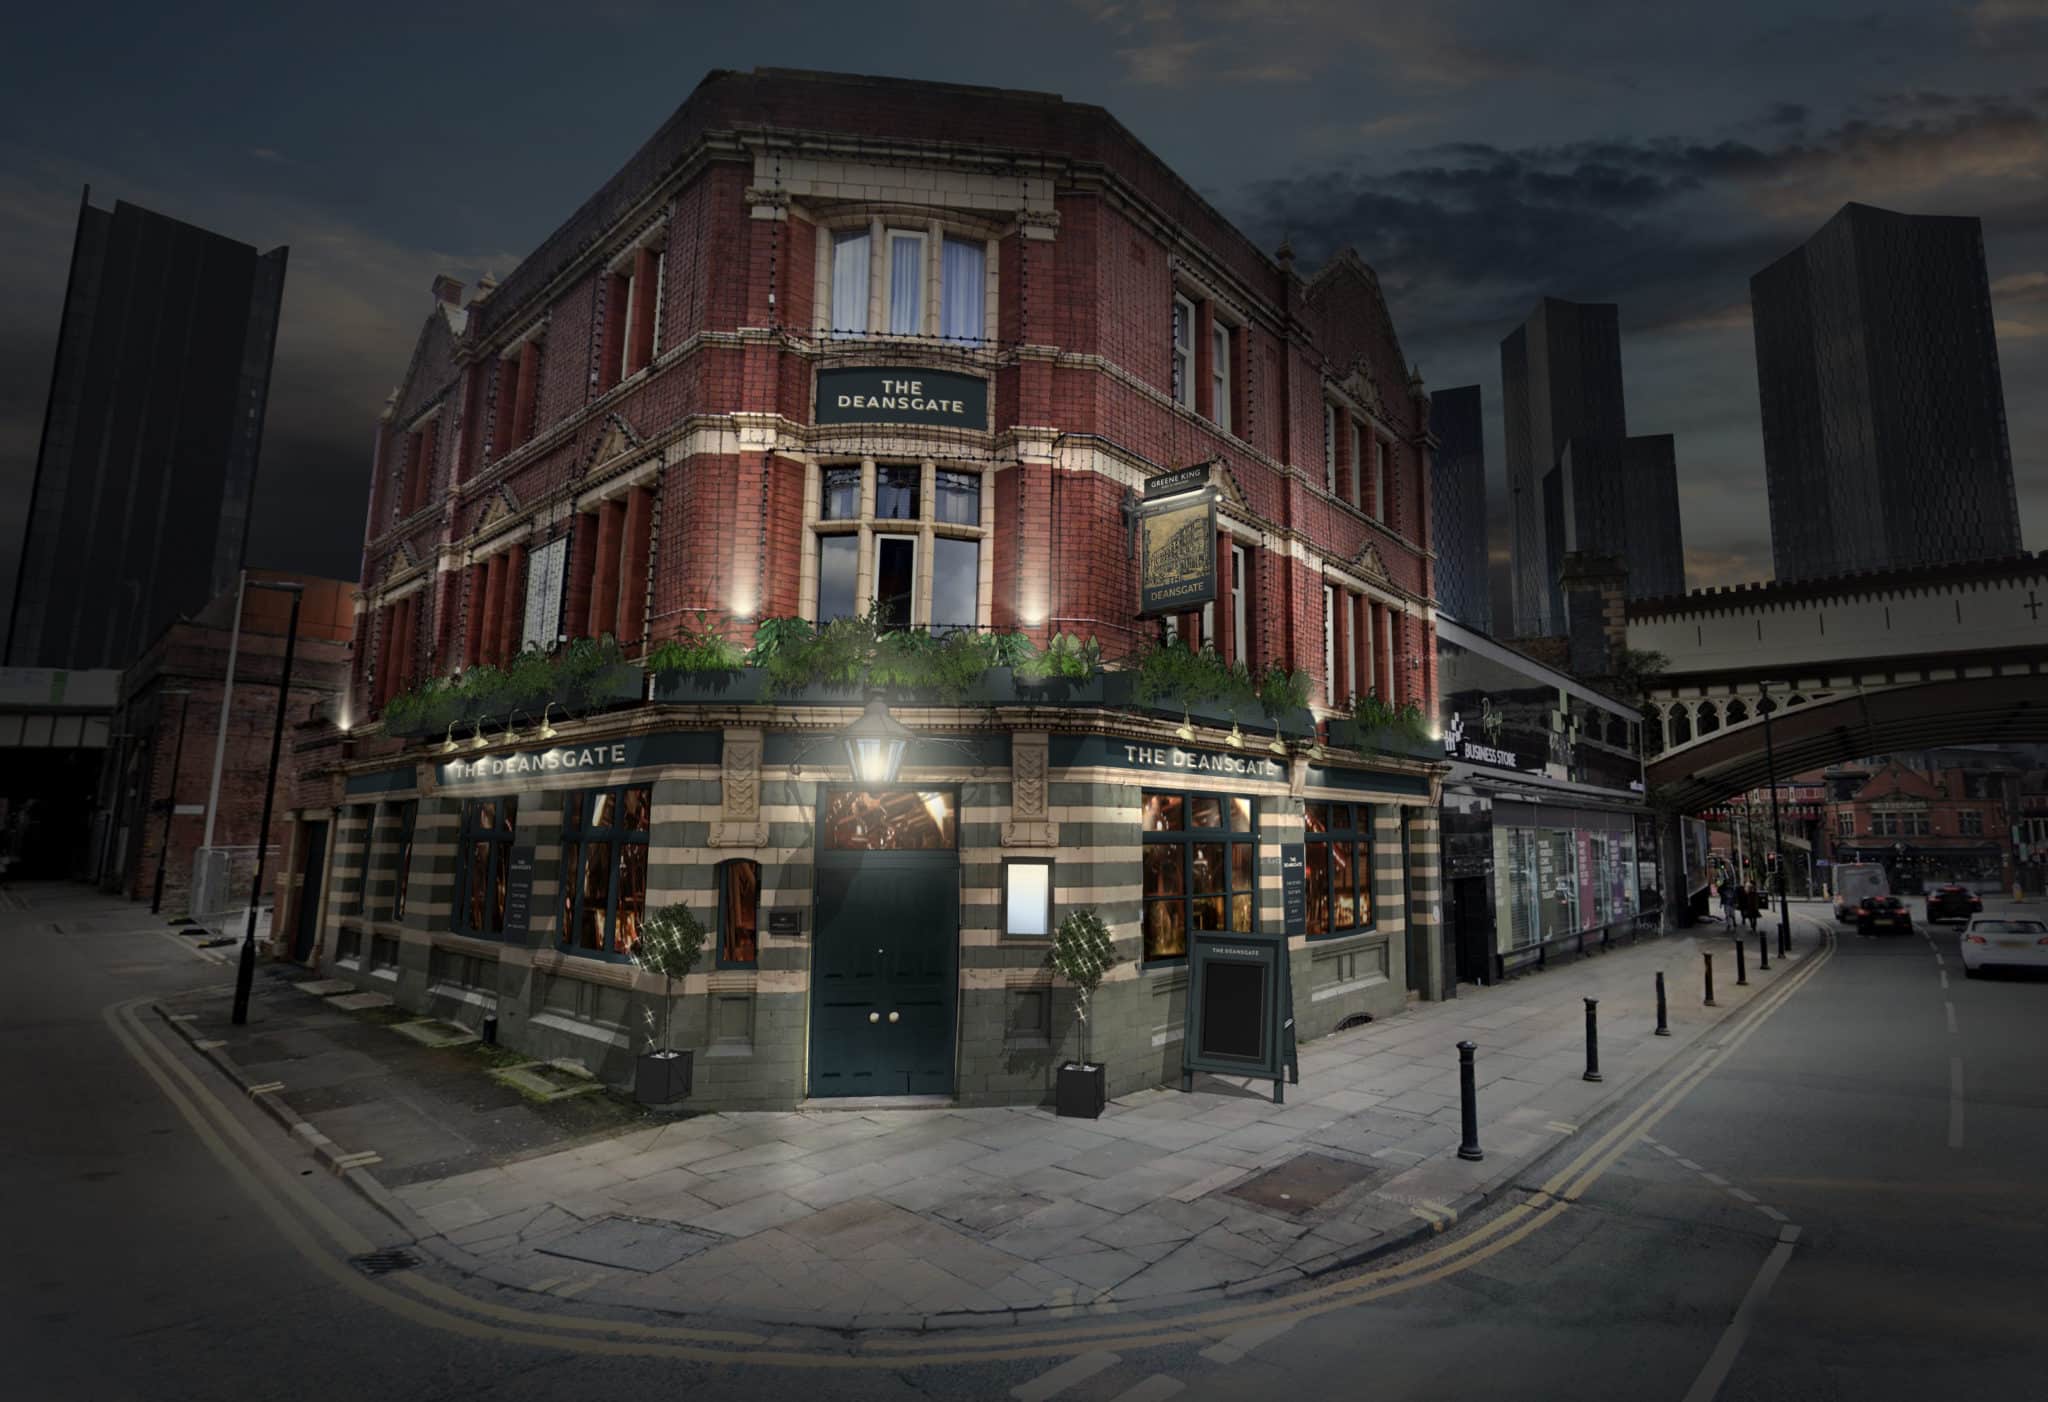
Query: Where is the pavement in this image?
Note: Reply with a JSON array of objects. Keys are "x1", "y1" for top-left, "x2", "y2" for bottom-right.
[{"x1": 155, "y1": 904, "x2": 1834, "y2": 1333}]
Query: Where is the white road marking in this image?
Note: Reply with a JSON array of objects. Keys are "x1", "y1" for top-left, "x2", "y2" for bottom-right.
[
  {"x1": 1946, "y1": 1003, "x2": 1958, "y2": 1035},
  {"x1": 1109, "y1": 1378, "x2": 1184, "y2": 1402},
  {"x1": 1677, "y1": 1158, "x2": 1703, "y2": 1172},
  {"x1": 1546, "y1": 1121, "x2": 1581, "y2": 1134},
  {"x1": 1702, "y1": 1172, "x2": 1729, "y2": 1187},
  {"x1": 1653, "y1": 1143, "x2": 1680, "y2": 1158},
  {"x1": 1757, "y1": 1206, "x2": 1788, "y2": 1223},
  {"x1": 1681, "y1": 1226, "x2": 1802, "y2": 1402},
  {"x1": 553, "y1": 1275, "x2": 602, "y2": 1299},
  {"x1": 1933, "y1": 951, "x2": 1944, "y2": 968},
  {"x1": 1939, "y1": 970, "x2": 1949, "y2": 990},
  {"x1": 1201, "y1": 1315, "x2": 1298, "y2": 1364},
  {"x1": 1728, "y1": 1188, "x2": 1758, "y2": 1204},
  {"x1": 1949, "y1": 1058, "x2": 1965, "y2": 1150},
  {"x1": 1013, "y1": 1351, "x2": 1121, "y2": 1401}
]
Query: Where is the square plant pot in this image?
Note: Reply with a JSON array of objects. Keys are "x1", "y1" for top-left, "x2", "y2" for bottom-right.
[
  {"x1": 634, "y1": 1049, "x2": 694, "y2": 1106},
  {"x1": 1055, "y1": 1061, "x2": 1107, "y2": 1119}
]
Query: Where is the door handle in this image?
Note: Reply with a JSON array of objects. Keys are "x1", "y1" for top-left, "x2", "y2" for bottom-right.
[
  {"x1": 868, "y1": 1012, "x2": 880, "y2": 1023},
  {"x1": 888, "y1": 1011, "x2": 900, "y2": 1023}
]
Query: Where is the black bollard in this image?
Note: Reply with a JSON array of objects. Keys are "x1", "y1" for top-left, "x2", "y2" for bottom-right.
[
  {"x1": 1456, "y1": 1041, "x2": 1484, "y2": 1161},
  {"x1": 1704, "y1": 952, "x2": 1717, "y2": 1007},
  {"x1": 1655, "y1": 971, "x2": 1671, "y2": 1036},
  {"x1": 1758, "y1": 926, "x2": 1770, "y2": 972},
  {"x1": 1735, "y1": 937, "x2": 1749, "y2": 986},
  {"x1": 1583, "y1": 998, "x2": 1603, "y2": 1082},
  {"x1": 1779, "y1": 921, "x2": 1790, "y2": 960}
]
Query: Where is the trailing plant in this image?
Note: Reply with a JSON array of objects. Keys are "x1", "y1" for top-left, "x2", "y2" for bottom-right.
[
  {"x1": 1131, "y1": 637, "x2": 1258, "y2": 716},
  {"x1": 502, "y1": 645, "x2": 561, "y2": 711},
  {"x1": 647, "y1": 614, "x2": 746, "y2": 675},
  {"x1": 1255, "y1": 664, "x2": 1312, "y2": 716},
  {"x1": 1043, "y1": 907, "x2": 1118, "y2": 1068},
  {"x1": 1346, "y1": 691, "x2": 1431, "y2": 743},
  {"x1": 743, "y1": 615, "x2": 815, "y2": 669},
  {"x1": 631, "y1": 903, "x2": 707, "y2": 1053},
  {"x1": 1016, "y1": 631, "x2": 1100, "y2": 683}
]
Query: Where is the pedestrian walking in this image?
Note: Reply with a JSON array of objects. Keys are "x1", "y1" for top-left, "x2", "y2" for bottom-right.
[
  {"x1": 1740, "y1": 883, "x2": 1761, "y2": 932},
  {"x1": 1720, "y1": 881, "x2": 1736, "y2": 927}
]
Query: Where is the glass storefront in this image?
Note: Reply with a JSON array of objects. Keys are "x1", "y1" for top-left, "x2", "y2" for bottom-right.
[{"x1": 1490, "y1": 810, "x2": 1639, "y2": 953}]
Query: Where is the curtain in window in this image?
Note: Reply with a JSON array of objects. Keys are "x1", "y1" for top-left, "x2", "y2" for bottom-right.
[
  {"x1": 831, "y1": 231, "x2": 869, "y2": 338},
  {"x1": 941, "y1": 237, "x2": 984, "y2": 344},
  {"x1": 889, "y1": 234, "x2": 923, "y2": 335}
]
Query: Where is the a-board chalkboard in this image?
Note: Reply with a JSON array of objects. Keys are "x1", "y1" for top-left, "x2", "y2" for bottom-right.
[
  {"x1": 1181, "y1": 930, "x2": 1295, "y2": 1103},
  {"x1": 1200, "y1": 961, "x2": 1265, "y2": 1059}
]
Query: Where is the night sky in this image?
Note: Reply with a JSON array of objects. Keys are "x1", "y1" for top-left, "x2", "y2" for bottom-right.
[{"x1": 2, "y1": 1, "x2": 2043, "y2": 627}]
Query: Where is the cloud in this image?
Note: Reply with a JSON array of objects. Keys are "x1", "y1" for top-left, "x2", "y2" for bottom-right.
[
  {"x1": 1992, "y1": 269, "x2": 2048, "y2": 298},
  {"x1": 1684, "y1": 544, "x2": 1773, "y2": 590},
  {"x1": 249, "y1": 147, "x2": 288, "y2": 164}
]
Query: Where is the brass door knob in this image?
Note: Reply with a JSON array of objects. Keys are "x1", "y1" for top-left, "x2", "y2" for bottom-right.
[
  {"x1": 887, "y1": 1011, "x2": 900, "y2": 1023},
  {"x1": 868, "y1": 1012, "x2": 880, "y2": 1023}
]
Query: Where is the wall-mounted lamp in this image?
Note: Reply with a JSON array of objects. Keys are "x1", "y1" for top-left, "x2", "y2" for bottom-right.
[
  {"x1": 842, "y1": 693, "x2": 914, "y2": 786},
  {"x1": 1175, "y1": 714, "x2": 1195, "y2": 743},
  {"x1": 441, "y1": 721, "x2": 463, "y2": 755},
  {"x1": 1226, "y1": 723, "x2": 1246, "y2": 750},
  {"x1": 469, "y1": 719, "x2": 490, "y2": 751},
  {"x1": 537, "y1": 702, "x2": 563, "y2": 741}
]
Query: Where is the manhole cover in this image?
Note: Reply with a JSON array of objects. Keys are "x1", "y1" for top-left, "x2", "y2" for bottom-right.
[
  {"x1": 1224, "y1": 1152, "x2": 1380, "y2": 1216},
  {"x1": 350, "y1": 1248, "x2": 422, "y2": 1276}
]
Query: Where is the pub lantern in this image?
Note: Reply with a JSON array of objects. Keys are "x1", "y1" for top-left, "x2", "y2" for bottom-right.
[{"x1": 843, "y1": 693, "x2": 915, "y2": 786}]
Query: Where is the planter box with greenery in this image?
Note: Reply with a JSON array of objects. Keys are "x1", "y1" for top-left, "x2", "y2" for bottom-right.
[
  {"x1": 630, "y1": 902, "x2": 705, "y2": 1107},
  {"x1": 1326, "y1": 695, "x2": 1441, "y2": 761},
  {"x1": 1046, "y1": 908, "x2": 1118, "y2": 1118},
  {"x1": 1123, "y1": 638, "x2": 1315, "y2": 740}
]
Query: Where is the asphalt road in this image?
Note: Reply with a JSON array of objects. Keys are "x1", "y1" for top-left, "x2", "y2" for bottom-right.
[{"x1": 5, "y1": 889, "x2": 2043, "y2": 1402}]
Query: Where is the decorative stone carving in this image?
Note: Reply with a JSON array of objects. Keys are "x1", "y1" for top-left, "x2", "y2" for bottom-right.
[
  {"x1": 711, "y1": 728, "x2": 769, "y2": 847},
  {"x1": 1002, "y1": 731, "x2": 1058, "y2": 847},
  {"x1": 1353, "y1": 540, "x2": 1390, "y2": 583}
]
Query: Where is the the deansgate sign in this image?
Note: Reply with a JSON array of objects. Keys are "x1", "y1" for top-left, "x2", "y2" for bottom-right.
[
  {"x1": 434, "y1": 731, "x2": 719, "y2": 789},
  {"x1": 814, "y1": 367, "x2": 988, "y2": 430}
]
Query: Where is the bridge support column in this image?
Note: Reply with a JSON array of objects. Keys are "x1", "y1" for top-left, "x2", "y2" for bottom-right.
[{"x1": 1658, "y1": 811, "x2": 1689, "y2": 934}]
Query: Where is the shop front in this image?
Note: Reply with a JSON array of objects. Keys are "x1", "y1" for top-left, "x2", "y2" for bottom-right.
[
  {"x1": 1434, "y1": 618, "x2": 1652, "y2": 986},
  {"x1": 303, "y1": 707, "x2": 1439, "y2": 1111}
]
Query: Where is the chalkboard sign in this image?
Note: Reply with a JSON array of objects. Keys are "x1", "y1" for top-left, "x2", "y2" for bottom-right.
[
  {"x1": 502, "y1": 846, "x2": 536, "y2": 938},
  {"x1": 1280, "y1": 843, "x2": 1307, "y2": 937},
  {"x1": 1181, "y1": 930, "x2": 1296, "y2": 1103}
]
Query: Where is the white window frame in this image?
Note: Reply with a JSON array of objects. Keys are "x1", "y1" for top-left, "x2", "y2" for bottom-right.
[
  {"x1": 1342, "y1": 593, "x2": 1356, "y2": 702},
  {"x1": 1172, "y1": 294, "x2": 1196, "y2": 410},
  {"x1": 1324, "y1": 404, "x2": 1337, "y2": 493},
  {"x1": 872, "y1": 532, "x2": 920, "y2": 626},
  {"x1": 648, "y1": 247, "x2": 665, "y2": 359},
  {"x1": 1323, "y1": 584, "x2": 1338, "y2": 704},
  {"x1": 884, "y1": 229, "x2": 927, "y2": 337},
  {"x1": 1231, "y1": 543, "x2": 1249, "y2": 664},
  {"x1": 1373, "y1": 438, "x2": 1389, "y2": 518},
  {"x1": 1349, "y1": 423, "x2": 1363, "y2": 509},
  {"x1": 939, "y1": 235, "x2": 987, "y2": 346},
  {"x1": 616, "y1": 267, "x2": 638, "y2": 384},
  {"x1": 829, "y1": 228, "x2": 871, "y2": 339},
  {"x1": 1210, "y1": 320, "x2": 1231, "y2": 433}
]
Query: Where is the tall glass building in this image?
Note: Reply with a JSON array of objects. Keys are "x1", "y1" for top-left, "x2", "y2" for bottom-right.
[
  {"x1": 1751, "y1": 202, "x2": 2021, "y2": 582},
  {"x1": 6, "y1": 190, "x2": 288, "y2": 669},
  {"x1": 1429, "y1": 385, "x2": 1490, "y2": 631}
]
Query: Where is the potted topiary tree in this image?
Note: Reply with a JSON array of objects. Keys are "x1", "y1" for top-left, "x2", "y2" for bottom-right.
[
  {"x1": 1045, "y1": 907, "x2": 1119, "y2": 1118},
  {"x1": 631, "y1": 902, "x2": 706, "y2": 1106}
]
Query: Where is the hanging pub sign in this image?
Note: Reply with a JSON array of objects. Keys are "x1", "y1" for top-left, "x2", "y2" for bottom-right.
[
  {"x1": 814, "y1": 367, "x2": 988, "y2": 430},
  {"x1": 1138, "y1": 494, "x2": 1217, "y2": 615},
  {"x1": 1144, "y1": 462, "x2": 1214, "y2": 500},
  {"x1": 1181, "y1": 930, "x2": 1299, "y2": 1103}
]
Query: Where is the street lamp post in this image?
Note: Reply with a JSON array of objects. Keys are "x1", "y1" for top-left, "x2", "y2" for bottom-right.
[
  {"x1": 149, "y1": 689, "x2": 193, "y2": 915},
  {"x1": 1760, "y1": 681, "x2": 1791, "y2": 957},
  {"x1": 231, "y1": 583, "x2": 303, "y2": 1027}
]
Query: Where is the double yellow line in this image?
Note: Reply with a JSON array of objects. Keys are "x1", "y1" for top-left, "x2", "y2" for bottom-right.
[{"x1": 109, "y1": 925, "x2": 1833, "y2": 1370}]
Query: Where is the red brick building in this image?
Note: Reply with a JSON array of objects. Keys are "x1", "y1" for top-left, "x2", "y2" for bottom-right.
[
  {"x1": 98, "y1": 571, "x2": 354, "y2": 915},
  {"x1": 1826, "y1": 763, "x2": 2012, "y2": 891},
  {"x1": 307, "y1": 69, "x2": 1449, "y2": 1110}
]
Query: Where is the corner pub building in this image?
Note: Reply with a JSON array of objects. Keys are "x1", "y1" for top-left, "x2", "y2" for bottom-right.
[{"x1": 287, "y1": 68, "x2": 1449, "y2": 1110}]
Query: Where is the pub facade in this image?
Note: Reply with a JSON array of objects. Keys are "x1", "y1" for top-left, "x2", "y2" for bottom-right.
[{"x1": 285, "y1": 68, "x2": 1448, "y2": 1109}]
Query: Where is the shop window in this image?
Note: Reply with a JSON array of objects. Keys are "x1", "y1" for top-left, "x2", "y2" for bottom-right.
[
  {"x1": 1172, "y1": 294, "x2": 1196, "y2": 409},
  {"x1": 559, "y1": 784, "x2": 651, "y2": 959},
  {"x1": 391, "y1": 801, "x2": 417, "y2": 922},
  {"x1": 1304, "y1": 802, "x2": 1374, "y2": 936},
  {"x1": 930, "y1": 537, "x2": 980, "y2": 635},
  {"x1": 875, "y1": 465, "x2": 920, "y2": 520},
  {"x1": 830, "y1": 229, "x2": 870, "y2": 338},
  {"x1": 1141, "y1": 788, "x2": 1257, "y2": 961},
  {"x1": 935, "y1": 469, "x2": 980, "y2": 525},
  {"x1": 719, "y1": 858, "x2": 760, "y2": 967},
  {"x1": 1004, "y1": 858, "x2": 1053, "y2": 938},
  {"x1": 821, "y1": 789, "x2": 957, "y2": 850},
  {"x1": 454, "y1": 796, "x2": 520, "y2": 938}
]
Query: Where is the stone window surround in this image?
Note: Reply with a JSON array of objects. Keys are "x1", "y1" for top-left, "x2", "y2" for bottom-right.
[
  {"x1": 801, "y1": 456, "x2": 996, "y2": 632},
  {"x1": 810, "y1": 209, "x2": 1002, "y2": 346}
]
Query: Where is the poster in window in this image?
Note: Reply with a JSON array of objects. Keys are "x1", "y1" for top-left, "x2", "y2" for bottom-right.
[
  {"x1": 1139, "y1": 497, "x2": 1216, "y2": 616},
  {"x1": 521, "y1": 536, "x2": 567, "y2": 650}
]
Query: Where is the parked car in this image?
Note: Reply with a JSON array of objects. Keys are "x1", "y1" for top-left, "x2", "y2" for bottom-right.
[
  {"x1": 1924, "y1": 884, "x2": 1983, "y2": 925},
  {"x1": 1833, "y1": 863, "x2": 1890, "y2": 922},
  {"x1": 1959, "y1": 916, "x2": 2048, "y2": 976},
  {"x1": 1856, "y1": 894, "x2": 1914, "y2": 935}
]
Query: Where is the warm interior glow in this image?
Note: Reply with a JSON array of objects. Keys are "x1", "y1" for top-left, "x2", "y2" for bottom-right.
[{"x1": 1007, "y1": 862, "x2": 1051, "y2": 936}]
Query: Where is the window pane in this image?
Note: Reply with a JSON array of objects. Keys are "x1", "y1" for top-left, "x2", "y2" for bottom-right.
[
  {"x1": 615, "y1": 843, "x2": 647, "y2": 954},
  {"x1": 590, "y1": 790, "x2": 616, "y2": 831},
  {"x1": 1144, "y1": 843, "x2": 1184, "y2": 898},
  {"x1": 475, "y1": 801, "x2": 495, "y2": 834},
  {"x1": 822, "y1": 467, "x2": 861, "y2": 520},
  {"x1": 1005, "y1": 861, "x2": 1050, "y2": 938},
  {"x1": 831, "y1": 230, "x2": 868, "y2": 337},
  {"x1": 1232, "y1": 842, "x2": 1254, "y2": 891},
  {"x1": 580, "y1": 842, "x2": 612, "y2": 950},
  {"x1": 469, "y1": 842, "x2": 490, "y2": 931},
  {"x1": 935, "y1": 470, "x2": 980, "y2": 525},
  {"x1": 1191, "y1": 796, "x2": 1223, "y2": 828},
  {"x1": 820, "y1": 790, "x2": 956, "y2": 850},
  {"x1": 1143, "y1": 792, "x2": 1183, "y2": 831},
  {"x1": 889, "y1": 233, "x2": 923, "y2": 334},
  {"x1": 1304, "y1": 803, "x2": 1329, "y2": 835},
  {"x1": 1192, "y1": 842, "x2": 1225, "y2": 893},
  {"x1": 1230, "y1": 796, "x2": 1253, "y2": 832},
  {"x1": 931, "y1": 537, "x2": 979, "y2": 635},
  {"x1": 724, "y1": 861, "x2": 760, "y2": 963},
  {"x1": 1331, "y1": 841, "x2": 1356, "y2": 929},
  {"x1": 560, "y1": 842, "x2": 576, "y2": 943},
  {"x1": 874, "y1": 536, "x2": 916, "y2": 629},
  {"x1": 1145, "y1": 899, "x2": 1187, "y2": 960},
  {"x1": 561, "y1": 791, "x2": 580, "y2": 835},
  {"x1": 1191, "y1": 896, "x2": 1226, "y2": 932},
  {"x1": 940, "y1": 237, "x2": 984, "y2": 344},
  {"x1": 817, "y1": 534, "x2": 858, "y2": 621},
  {"x1": 875, "y1": 466, "x2": 920, "y2": 520},
  {"x1": 1306, "y1": 841, "x2": 1329, "y2": 934},
  {"x1": 1231, "y1": 893, "x2": 1254, "y2": 930},
  {"x1": 491, "y1": 844, "x2": 510, "y2": 932},
  {"x1": 623, "y1": 786, "x2": 650, "y2": 833},
  {"x1": 501, "y1": 797, "x2": 518, "y2": 833}
]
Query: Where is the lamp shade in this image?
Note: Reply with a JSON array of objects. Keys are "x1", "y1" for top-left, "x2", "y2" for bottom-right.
[{"x1": 842, "y1": 694, "x2": 914, "y2": 786}]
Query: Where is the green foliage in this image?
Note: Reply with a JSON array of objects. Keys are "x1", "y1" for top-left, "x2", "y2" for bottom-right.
[
  {"x1": 1256, "y1": 664, "x2": 1312, "y2": 715},
  {"x1": 1132, "y1": 637, "x2": 1257, "y2": 715},
  {"x1": 743, "y1": 615, "x2": 815, "y2": 668},
  {"x1": 1016, "y1": 631, "x2": 1099, "y2": 682},
  {"x1": 1347, "y1": 691, "x2": 1431, "y2": 743},
  {"x1": 984, "y1": 631, "x2": 1038, "y2": 670},
  {"x1": 646, "y1": 613, "x2": 747, "y2": 676},
  {"x1": 633, "y1": 902, "x2": 707, "y2": 981},
  {"x1": 1045, "y1": 907, "x2": 1118, "y2": 1066},
  {"x1": 749, "y1": 608, "x2": 1101, "y2": 701}
]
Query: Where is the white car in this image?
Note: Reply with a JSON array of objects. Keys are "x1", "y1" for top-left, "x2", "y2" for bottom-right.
[{"x1": 1958, "y1": 916, "x2": 2048, "y2": 976}]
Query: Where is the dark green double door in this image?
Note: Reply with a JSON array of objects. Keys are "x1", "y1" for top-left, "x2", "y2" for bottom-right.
[{"x1": 808, "y1": 853, "x2": 958, "y2": 1097}]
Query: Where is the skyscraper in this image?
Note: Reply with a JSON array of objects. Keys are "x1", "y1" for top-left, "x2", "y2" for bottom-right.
[
  {"x1": 1500, "y1": 297, "x2": 1681, "y2": 632},
  {"x1": 1752, "y1": 202, "x2": 2021, "y2": 581},
  {"x1": 1428, "y1": 385, "x2": 1490, "y2": 631},
  {"x1": 7, "y1": 190, "x2": 288, "y2": 669}
]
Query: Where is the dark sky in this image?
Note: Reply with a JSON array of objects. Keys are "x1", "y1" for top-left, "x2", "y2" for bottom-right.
[{"x1": 2, "y1": 1, "x2": 2044, "y2": 622}]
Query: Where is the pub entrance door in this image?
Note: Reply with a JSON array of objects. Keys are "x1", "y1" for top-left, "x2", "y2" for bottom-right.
[
  {"x1": 808, "y1": 789, "x2": 959, "y2": 1099},
  {"x1": 291, "y1": 820, "x2": 328, "y2": 964}
]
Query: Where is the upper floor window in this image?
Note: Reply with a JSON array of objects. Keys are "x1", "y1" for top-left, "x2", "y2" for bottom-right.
[
  {"x1": 823, "y1": 466, "x2": 861, "y2": 520},
  {"x1": 560, "y1": 784, "x2": 650, "y2": 959},
  {"x1": 887, "y1": 230, "x2": 925, "y2": 335},
  {"x1": 1210, "y1": 321, "x2": 1232, "y2": 434},
  {"x1": 812, "y1": 462, "x2": 986, "y2": 634},
  {"x1": 1323, "y1": 584, "x2": 1338, "y2": 704},
  {"x1": 1960, "y1": 810, "x2": 1984, "y2": 835},
  {"x1": 831, "y1": 230, "x2": 870, "y2": 338},
  {"x1": 1836, "y1": 812, "x2": 1853, "y2": 838},
  {"x1": 401, "y1": 413, "x2": 440, "y2": 519},
  {"x1": 603, "y1": 243, "x2": 664, "y2": 389},
  {"x1": 940, "y1": 237, "x2": 985, "y2": 344},
  {"x1": 455, "y1": 797, "x2": 519, "y2": 939},
  {"x1": 828, "y1": 223, "x2": 990, "y2": 344},
  {"x1": 1230, "y1": 543, "x2": 1250, "y2": 665},
  {"x1": 1324, "y1": 404, "x2": 1337, "y2": 493},
  {"x1": 491, "y1": 338, "x2": 542, "y2": 456},
  {"x1": 1172, "y1": 294, "x2": 1196, "y2": 410},
  {"x1": 1372, "y1": 437, "x2": 1390, "y2": 519},
  {"x1": 1348, "y1": 423, "x2": 1364, "y2": 510}
]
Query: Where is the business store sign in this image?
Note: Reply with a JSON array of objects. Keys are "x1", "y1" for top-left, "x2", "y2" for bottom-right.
[
  {"x1": 1440, "y1": 700, "x2": 1527, "y2": 773},
  {"x1": 814, "y1": 367, "x2": 988, "y2": 430}
]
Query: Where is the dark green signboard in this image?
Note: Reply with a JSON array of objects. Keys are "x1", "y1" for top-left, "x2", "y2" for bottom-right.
[
  {"x1": 1281, "y1": 843, "x2": 1307, "y2": 936},
  {"x1": 502, "y1": 846, "x2": 536, "y2": 938},
  {"x1": 814, "y1": 367, "x2": 988, "y2": 430},
  {"x1": 1181, "y1": 930, "x2": 1298, "y2": 1103},
  {"x1": 1144, "y1": 463, "x2": 1213, "y2": 500},
  {"x1": 1138, "y1": 496, "x2": 1217, "y2": 615},
  {"x1": 435, "y1": 731, "x2": 717, "y2": 789}
]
